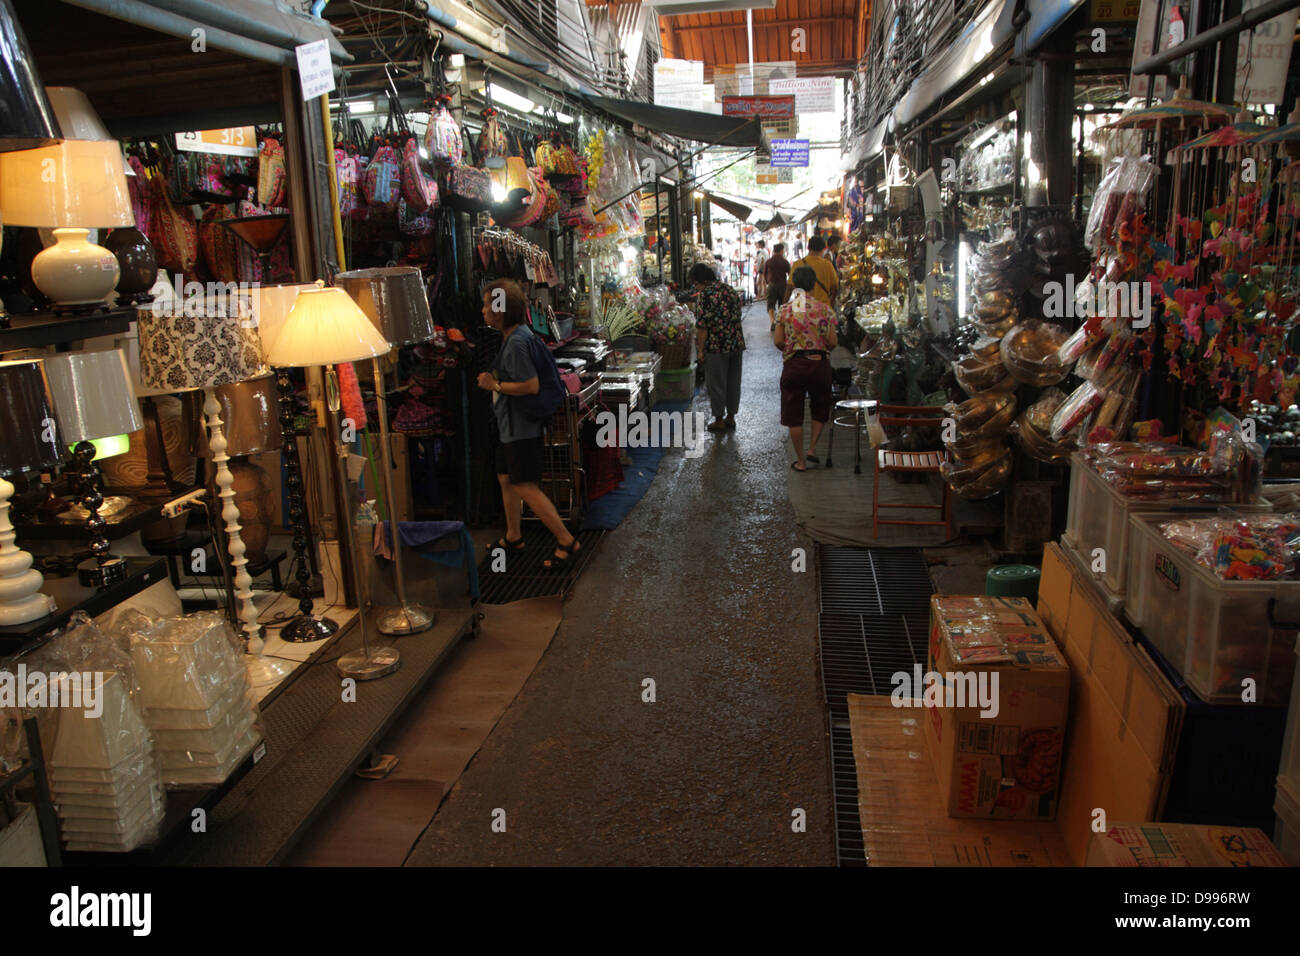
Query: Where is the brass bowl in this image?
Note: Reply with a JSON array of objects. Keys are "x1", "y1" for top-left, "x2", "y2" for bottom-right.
[
  {"x1": 953, "y1": 354, "x2": 1010, "y2": 394},
  {"x1": 970, "y1": 336, "x2": 1002, "y2": 360},
  {"x1": 950, "y1": 455, "x2": 1013, "y2": 499},
  {"x1": 965, "y1": 396, "x2": 1019, "y2": 438},
  {"x1": 973, "y1": 314, "x2": 1016, "y2": 338},
  {"x1": 946, "y1": 438, "x2": 1006, "y2": 471},
  {"x1": 1011, "y1": 417, "x2": 1074, "y2": 465},
  {"x1": 947, "y1": 390, "x2": 1016, "y2": 430},
  {"x1": 1024, "y1": 387, "x2": 1067, "y2": 434},
  {"x1": 1001, "y1": 320, "x2": 1070, "y2": 386}
]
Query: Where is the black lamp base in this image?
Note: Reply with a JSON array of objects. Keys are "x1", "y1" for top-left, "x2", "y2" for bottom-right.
[
  {"x1": 281, "y1": 614, "x2": 339, "y2": 643},
  {"x1": 78, "y1": 556, "x2": 129, "y2": 589}
]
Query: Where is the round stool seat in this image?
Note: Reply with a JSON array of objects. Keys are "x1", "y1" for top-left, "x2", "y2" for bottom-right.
[{"x1": 836, "y1": 398, "x2": 878, "y2": 412}]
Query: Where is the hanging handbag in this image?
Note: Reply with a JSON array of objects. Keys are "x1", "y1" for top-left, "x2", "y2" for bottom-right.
[
  {"x1": 424, "y1": 94, "x2": 464, "y2": 167},
  {"x1": 443, "y1": 126, "x2": 493, "y2": 212},
  {"x1": 199, "y1": 204, "x2": 240, "y2": 283},
  {"x1": 150, "y1": 172, "x2": 199, "y2": 275},
  {"x1": 476, "y1": 107, "x2": 507, "y2": 170},
  {"x1": 401, "y1": 136, "x2": 438, "y2": 211},
  {"x1": 336, "y1": 147, "x2": 367, "y2": 221},
  {"x1": 127, "y1": 155, "x2": 152, "y2": 237},
  {"x1": 257, "y1": 136, "x2": 288, "y2": 208},
  {"x1": 398, "y1": 197, "x2": 434, "y2": 237},
  {"x1": 364, "y1": 141, "x2": 402, "y2": 211}
]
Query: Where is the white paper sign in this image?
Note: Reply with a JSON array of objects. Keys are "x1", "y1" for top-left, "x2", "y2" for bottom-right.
[
  {"x1": 654, "y1": 58, "x2": 705, "y2": 111},
  {"x1": 296, "y1": 40, "x2": 335, "y2": 101},
  {"x1": 769, "y1": 77, "x2": 836, "y2": 114},
  {"x1": 1235, "y1": 0, "x2": 1298, "y2": 105}
]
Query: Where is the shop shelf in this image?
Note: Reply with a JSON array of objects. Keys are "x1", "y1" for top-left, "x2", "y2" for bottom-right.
[
  {"x1": 655, "y1": 363, "x2": 697, "y2": 403},
  {"x1": 1064, "y1": 451, "x2": 1263, "y2": 605},
  {"x1": 1278, "y1": 637, "x2": 1300, "y2": 802},
  {"x1": 1135, "y1": 632, "x2": 1287, "y2": 830},
  {"x1": 1274, "y1": 778, "x2": 1300, "y2": 866},
  {"x1": 1126, "y1": 512, "x2": 1300, "y2": 707}
]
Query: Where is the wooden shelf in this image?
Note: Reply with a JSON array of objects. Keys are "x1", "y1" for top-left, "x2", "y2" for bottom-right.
[{"x1": 0, "y1": 306, "x2": 137, "y2": 352}]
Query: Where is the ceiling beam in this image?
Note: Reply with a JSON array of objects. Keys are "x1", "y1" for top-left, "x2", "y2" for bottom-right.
[{"x1": 663, "y1": 16, "x2": 854, "y2": 31}]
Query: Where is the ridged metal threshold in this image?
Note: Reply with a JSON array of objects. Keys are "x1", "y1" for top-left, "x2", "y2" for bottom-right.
[
  {"x1": 816, "y1": 545, "x2": 933, "y2": 867},
  {"x1": 476, "y1": 529, "x2": 605, "y2": 604}
]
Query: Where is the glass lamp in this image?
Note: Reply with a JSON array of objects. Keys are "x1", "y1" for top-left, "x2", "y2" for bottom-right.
[
  {"x1": 135, "y1": 305, "x2": 285, "y2": 682},
  {"x1": 337, "y1": 267, "x2": 437, "y2": 637},
  {"x1": 0, "y1": 360, "x2": 63, "y2": 623},
  {"x1": 266, "y1": 281, "x2": 401, "y2": 682},
  {"x1": 42, "y1": 350, "x2": 143, "y2": 589},
  {"x1": 0, "y1": 137, "x2": 134, "y2": 309}
]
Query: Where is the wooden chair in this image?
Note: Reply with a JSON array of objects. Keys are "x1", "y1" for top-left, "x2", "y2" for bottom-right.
[{"x1": 873, "y1": 404, "x2": 953, "y2": 539}]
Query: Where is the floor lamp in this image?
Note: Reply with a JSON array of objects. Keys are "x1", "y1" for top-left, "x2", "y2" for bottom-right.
[
  {"x1": 136, "y1": 305, "x2": 289, "y2": 683},
  {"x1": 251, "y1": 282, "x2": 335, "y2": 640},
  {"x1": 337, "y1": 267, "x2": 437, "y2": 636},
  {"x1": 265, "y1": 281, "x2": 401, "y2": 681}
]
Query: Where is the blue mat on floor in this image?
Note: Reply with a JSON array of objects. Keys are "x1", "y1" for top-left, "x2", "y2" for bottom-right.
[{"x1": 581, "y1": 397, "x2": 693, "y2": 531}]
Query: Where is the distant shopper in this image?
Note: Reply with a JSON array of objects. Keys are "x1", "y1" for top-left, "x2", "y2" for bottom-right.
[
  {"x1": 690, "y1": 263, "x2": 745, "y2": 433},
  {"x1": 764, "y1": 242, "x2": 791, "y2": 329},
  {"x1": 773, "y1": 265, "x2": 838, "y2": 471},
  {"x1": 793, "y1": 235, "x2": 839, "y2": 309},
  {"x1": 827, "y1": 233, "x2": 843, "y2": 272},
  {"x1": 754, "y1": 240, "x2": 769, "y2": 298},
  {"x1": 476, "y1": 278, "x2": 581, "y2": 571}
]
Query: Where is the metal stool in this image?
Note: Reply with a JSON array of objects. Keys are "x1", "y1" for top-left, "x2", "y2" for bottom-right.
[{"x1": 825, "y1": 398, "x2": 878, "y2": 473}]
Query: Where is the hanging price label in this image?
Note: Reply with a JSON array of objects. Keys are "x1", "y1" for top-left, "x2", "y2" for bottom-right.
[{"x1": 175, "y1": 127, "x2": 258, "y2": 157}]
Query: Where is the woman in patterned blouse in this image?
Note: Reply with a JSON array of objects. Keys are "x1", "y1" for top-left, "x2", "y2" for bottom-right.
[
  {"x1": 690, "y1": 263, "x2": 746, "y2": 432},
  {"x1": 772, "y1": 265, "x2": 838, "y2": 471}
]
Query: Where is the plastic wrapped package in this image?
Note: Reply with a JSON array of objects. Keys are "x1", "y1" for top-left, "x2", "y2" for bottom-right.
[
  {"x1": 1076, "y1": 327, "x2": 1133, "y2": 381},
  {"x1": 1084, "y1": 441, "x2": 1228, "y2": 478},
  {"x1": 1084, "y1": 156, "x2": 1159, "y2": 252},
  {"x1": 1086, "y1": 364, "x2": 1141, "y2": 442},
  {"x1": 1050, "y1": 381, "x2": 1105, "y2": 440},
  {"x1": 1161, "y1": 514, "x2": 1300, "y2": 579},
  {"x1": 1000, "y1": 320, "x2": 1070, "y2": 385},
  {"x1": 1055, "y1": 322, "x2": 1094, "y2": 367}
]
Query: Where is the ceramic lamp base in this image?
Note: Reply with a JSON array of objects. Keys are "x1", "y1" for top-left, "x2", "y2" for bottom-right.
[
  {"x1": 336, "y1": 645, "x2": 401, "y2": 681},
  {"x1": 376, "y1": 603, "x2": 436, "y2": 636},
  {"x1": 32, "y1": 228, "x2": 120, "y2": 306}
]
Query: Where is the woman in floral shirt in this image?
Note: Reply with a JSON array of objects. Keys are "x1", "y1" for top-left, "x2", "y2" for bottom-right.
[
  {"x1": 773, "y1": 265, "x2": 838, "y2": 470},
  {"x1": 690, "y1": 263, "x2": 745, "y2": 432}
]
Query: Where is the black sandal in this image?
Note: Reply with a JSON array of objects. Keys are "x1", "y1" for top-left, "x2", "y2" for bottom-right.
[
  {"x1": 488, "y1": 536, "x2": 525, "y2": 553},
  {"x1": 806, "y1": 454, "x2": 821, "y2": 464},
  {"x1": 542, "y1": 538, "x2": 582, "y2": 571}
]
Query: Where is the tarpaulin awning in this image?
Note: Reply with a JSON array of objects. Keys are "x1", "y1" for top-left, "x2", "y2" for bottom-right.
[
  {"x1": 582, "y1": 95, "x2": 765, "y2": 147},
  {"x1": 705, "y1": 191, "x2": 751, "y2": 221}
]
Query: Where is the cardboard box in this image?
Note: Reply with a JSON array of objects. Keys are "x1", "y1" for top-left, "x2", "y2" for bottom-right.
[
  {"x1": 851, "y1": 695, "x2": 1070, "y2": 865},
  {"x1": 1038, "y1": 543, "x2": 1186, "y2": 865},
  {"x1": 923, "y1": 595, "x2": 1070, "y2": 821},
  {"x1": 1086, "y1": 822, "x2": 1288, "y2": 867}
]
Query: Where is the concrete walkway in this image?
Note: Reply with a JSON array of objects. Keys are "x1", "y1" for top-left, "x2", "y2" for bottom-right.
[{"x1": 405, "y1": 301, "x2": 835, "y2": 866}]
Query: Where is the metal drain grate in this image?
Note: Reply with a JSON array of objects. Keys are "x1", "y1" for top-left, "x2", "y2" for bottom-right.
[
  {"x1": 816, "y1": 545, "x2": 934, "y2": 866},
  {"x1": 476, "y1": 529, "x2": 605, "y2": 604}
]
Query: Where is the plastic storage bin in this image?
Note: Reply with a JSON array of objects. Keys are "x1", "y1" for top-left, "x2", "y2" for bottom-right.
[
  {"x1": 1063, "y1": 452, "x2": 1259, "y2": 604},
  {"x1": 655, "y1": 363, "x2": 697, "y2": 403},
  {"x1": 1274, "y1": 778, "x2": 1300, "y2": 866},
  {"x1": 1126, "y1": 512, "x2": 1300, "y2": 706},
  {"x1": 1277, "y1": 637, "x2": 1300, "y2": 801}
]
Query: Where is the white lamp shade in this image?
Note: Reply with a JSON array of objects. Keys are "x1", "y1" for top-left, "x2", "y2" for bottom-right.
[
  {"x1": 0, "y1": 138, "x2": 133, "y2": 227},
  {"x1": 250, "y1": 283, "x2": 316, "y2": 366},
  {"x1": 265, "y1": 283, "x2": 391, "y2": 367},
  {"x1": 43, "y1": 349, "x2": 144, "y2": 444},
  {"x1": 136, "y1": 310, "x2": 265, "y2": 392},
  {"x1": 43, "y1": 87, "x2": 111, "y2": 141}
]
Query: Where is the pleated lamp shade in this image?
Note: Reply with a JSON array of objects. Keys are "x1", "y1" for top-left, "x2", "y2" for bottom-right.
[
  {"x1": 250, "y1": 282, "x2": 316, "y2": 365},
  {"x1": 135, "y1": 311, "x2": 265, "y2": 392},
  {"x1": 43, "y1": 350, "x2": 143, "y2": 445},
  {"x1": 264, "y1": 282, "x2": 391, "y2": 368},
  {"x1": 0, "y1": 359, "x2": 64, "y2": 476},
  {"x1": 336, "y1": 267, "x2": 435, "y2": 347},
  {"x1": 0, "y1": 0, "x2": 61, "y2": 152}
]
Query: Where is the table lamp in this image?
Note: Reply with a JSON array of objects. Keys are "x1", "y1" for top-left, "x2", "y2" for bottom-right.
[
  {"x1": 0, "y1": 114, "x2": 134, "y2": 309},
  {"x1": 0, "y1": 0, "x2": 61, "y2": 153},
  {"x1": 265, "y1": 280, "x2": 401, "y2": 681},
  {"x1": 337, "y1": 266, "x2": 437, "y2": 636},
  {"x1": 0, "y1": 359, "x2": 64, "y2": 623},
  {"x1": 42, "y1": 349, "x2": 143, "y2": 588},
  {"x1": 135, "y1": 306, "x2": 278, "y2": 677},
  {"x1": 251, "y1": 282, "x2": 336, "y2": 642}
]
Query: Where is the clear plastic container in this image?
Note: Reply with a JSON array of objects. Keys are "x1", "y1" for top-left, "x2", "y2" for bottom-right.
[
  {"x1": 1274, "y1": 778, "x2": 1300, "y2": 866},
  {"x1": 1126, "y1": 513, "x2": 1299, "y2": 706}
]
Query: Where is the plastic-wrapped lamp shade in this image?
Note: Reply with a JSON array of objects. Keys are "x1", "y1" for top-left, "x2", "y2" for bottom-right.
[
  {"x1": 250, "y1": 283, "x2": 316, "y2": 366},
  {"x1": 336, "y1": 267, "x2": 435, "y2": 346},
  {"x1": 0, "y1": 138, "x2": 133, "y2": 227},
  {"x1": 194, "y1": 374, "x2": 283, "y2": 458},
  {"x1": 0, "y1": 359, "x2": 64, "y2": 476},
  {"x1": 43, "y1": 350, "x2": 143, "y2": 445},
  {"x1": 0, "y1": 0, "x2": 62, "y2": 152},
  {"x1": 136, "y1": 311, "x2": 265, "y2": 392},
  {"x1": 43, "y1": 86, "x2": 111, "y2": 140},
  {"x1": 264, "y1": 284, "x2": 391, "y2": 367}
]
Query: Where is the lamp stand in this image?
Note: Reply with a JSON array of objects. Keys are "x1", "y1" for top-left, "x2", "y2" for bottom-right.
[
  {"x1": 0, "y1": 475, "x2": 55, "y2": 625},
  {"x1": 372, "y1": 356, "x2": 435, "y2": 636},
  {"x1": 70, "y1": 441, "x2": 128, "y2": 589},
  {"x1": 203, "y1": 389, "x2": 291, "y2": 685},
  {"x1": 275, "y1": 367, "x2": 339, "y2": 643},
  {"x1": 326, "y1": 365, "x2": 399, "y2": 681}
]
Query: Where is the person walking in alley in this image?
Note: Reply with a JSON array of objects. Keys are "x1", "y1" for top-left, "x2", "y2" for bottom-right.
[
  {"x1": 764, "y1": 241, "x2": 791, "y2": 330},
  {"x1": 793, "y1": 235, "x2": 839, "y2": 311},
  {"x1": 773, "y1": 266, "x2": 837, "y2": 471},
  {"x1": 754, "y1": 239, "x2": 769, "y2": 299},
  {"x1": 476, "y1": 278, "x2": 581, "y2": 571},
  {"x1": 690, "y1": 262, "x2": 745, "y2": 432}
]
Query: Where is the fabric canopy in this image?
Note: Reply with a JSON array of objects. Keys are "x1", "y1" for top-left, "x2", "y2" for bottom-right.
[
  {"x1": 582, "y1": 95, "x2": 765, "y2": 147},
  {"x1": 705, "y1": 192, "x2": 751, "y2": 221}
]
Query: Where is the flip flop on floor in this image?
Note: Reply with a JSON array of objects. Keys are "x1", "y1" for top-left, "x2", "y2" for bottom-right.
[
  {"x1": 791, "y1": 461, "x2": 808, "y2": 472},
  {"x1": 806, "y1": 454, "x2": 821, "y2": 464},
  {"x1": 542, "y1": 537, "x2": 582, "y2": 571}
]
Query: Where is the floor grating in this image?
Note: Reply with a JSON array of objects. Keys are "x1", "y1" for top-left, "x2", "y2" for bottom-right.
[
  {"x1": 815, "y1": 545, "x2": 934, "y2": 867},
  {"x1": 476, "y1": 528, "x2": 605, "y2": 604}
]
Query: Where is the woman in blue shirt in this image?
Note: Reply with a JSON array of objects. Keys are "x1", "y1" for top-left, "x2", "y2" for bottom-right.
[{"x1": 476, "y1": 278, "x2": 581, "y2": 571}]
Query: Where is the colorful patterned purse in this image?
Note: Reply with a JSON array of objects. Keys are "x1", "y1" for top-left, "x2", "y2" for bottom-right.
[
  {"x1": 363, "y1": 142, "x2": 402, "y2": 212},
  {"x1": 401, "y1": 137, "x2": 438, "y2": 211},
  {"x1": 257, "y1": 136, "x2": 288, "y2": 208},
  {"x1": 424, "y1": 95, "x2": 463, "y2": 166}
]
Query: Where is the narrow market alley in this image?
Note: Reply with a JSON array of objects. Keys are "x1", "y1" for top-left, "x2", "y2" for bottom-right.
[{"x1": 402, "y1": 301, "x2": 834, "y2": 865}]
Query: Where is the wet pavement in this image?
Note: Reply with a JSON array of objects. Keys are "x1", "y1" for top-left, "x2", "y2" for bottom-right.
[{"x1": 405, "y1": 302, "x2": 835, "y2": 866}]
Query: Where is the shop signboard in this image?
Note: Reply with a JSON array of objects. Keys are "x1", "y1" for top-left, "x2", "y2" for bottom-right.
[
  {"x1": 175, "y1": 127, "x2": 259, "y2": 158},
  {"x1": 1090, "y1": 0, "x2": 1139, "y2": 21},
  {"x1": 654, "y1": 59, "x2": 706, "y2": 111},
  {"x1": 295, "y1": 39, "x2": 335, "y2": 101},
  {"x1": 755, "y1": 161, "x2": 778, "y2": 185},
  {"x1": 770, "y1": 139, "x2": 810, "y2": 168},
  {"x1": 713, "y1": 62, "x2": 796, "y2": 98},
  {"x1": 768, "y1": 77, "x2": 835, "y2": 113},
  {"x1": 722, "y1": 95, "x2": 795, "y2": 120}
]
